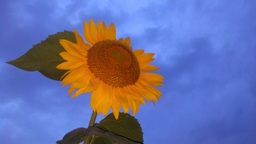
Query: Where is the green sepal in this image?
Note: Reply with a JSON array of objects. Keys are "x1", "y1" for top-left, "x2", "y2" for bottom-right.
[{"x1": 7, "y1": 31, "x2": 76, "y2": 81}]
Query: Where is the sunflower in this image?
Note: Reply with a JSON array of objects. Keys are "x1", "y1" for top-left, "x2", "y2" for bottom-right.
[{"x1": 57, "y1": 19, "x2": 163, "y2": 119}]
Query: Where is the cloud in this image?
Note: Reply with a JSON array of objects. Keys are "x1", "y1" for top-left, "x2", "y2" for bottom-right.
[
  {"x1": 141, "y1": 26, "x2": 256, "y2": 142},
  {"x1": 0, "y1": 72, "x2": 92, "y2": 143},
  {"x1": 2, "y1": 0, "x2": 256, "y2": 144}
]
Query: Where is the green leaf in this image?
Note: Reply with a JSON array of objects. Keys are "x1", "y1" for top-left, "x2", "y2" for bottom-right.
[
  {"x1": 7, "y1": 31, "x2": 76, "y2": 80},
  {"x1": 56, "y1": 127, "x2": 87, "y2": 144},
  {"x1": 92, "y1": 136, "x2": 112, "y2": 144},
  {"x1": 57, "y1": 126, "x2": 142, "y2": 144},
  {"x1": 96, "y1": 113, "x2": 143, "y2": 143}
]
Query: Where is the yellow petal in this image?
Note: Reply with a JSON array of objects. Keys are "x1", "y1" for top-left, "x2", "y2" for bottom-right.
[
  {"x1": 114, "y1": 87, "x2": 129, "y2": 104},
  {"x1": 74, "y1": 29, "x2": 90, "y2": 51},
  {"x1": 90, "y1": 83, "x2": 104, "y2": 111},
  {"x1": 61, "y1": 67, "x2": 90, "y2": 86},
  {"x1": 140, "y1": 73, "x2": 163, "y2": 86},
  {"x1": 125, "y1": 86, "x2": 145, "y2": 104},
  {"x1": 90, "y1": 82, "x2": 111, "y2": 116},
  {"x1": 59, "y1": 40, "x2": 85, "y2": 58},
  {"x1": 60, "y1": 52, "x2": 86, "y2": 62},
  {"x1": 72, "y1": 87, "x2": 85, "y2": 98},
  {"x1": 124, "y1": 37, "x2": 131, "y2": 46},
  {"x1": 90, "y1": 77, "x2": 101, "y2": 90},
  {"x1": 121, "y1": 104, "x2": 129, "y2": 113},
  {"x1": 89, "y1": 18, "x2": 97, "y2": 44},
  {"x1": 57, "y1": 61, "x2": 85, "y2": 70},
  {"x1": 97, "y1": 21, "x2": 106, "y2": 41},
  {"x1": 84, "y1": 20, "x2": 94, "y2": 45},
  {"x1": 106, "y1": 23, "x2": 116, "y2": 40},
  {"x1": 118, "y1": 37, "x2": 132, "y2": 50},
  {"x1": 133, "y1": 49, "x2": 144, "y2": 56},
  {"x1": 68, "y1": 84, "x2": 76, "y2": 95},
  {"x1": 136, "y1": 52, "x2": 155, "y2": 63},
  {"x1": 60, "y1": 71, "x2": 70, "y2": 80},
  {"x1": 130, "y1": 101, "x2": 140, "y2": 115},
  {"x1": 128, "y1": 99, "x2": 136, "y2": 115},
  {"x1": 134, "y1": 82, "x2": 158, "y2": 101},
  {"x1": 139, "y1": 63, "x2": 159, "y2": 72},
  {"x1": 72, "y1": 84, "x2": 92, "y2": 98},
  {"x1": 111, "y1": 93, "x2": 120, "y2": 119},
  {"x1": 135, "y1": 50, "x2": 160, "y2": 72},
  {"x1": 96, "y1": 83, "x2": 111, "y2": 116}
]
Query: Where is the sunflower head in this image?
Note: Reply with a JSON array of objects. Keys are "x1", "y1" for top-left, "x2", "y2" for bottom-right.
[
  {"x1": 87, "y1": 40, "x2": 140, "y2": 88},
  {"x1": 57, "y1": 18, "x2": 163, "y2": 119}
]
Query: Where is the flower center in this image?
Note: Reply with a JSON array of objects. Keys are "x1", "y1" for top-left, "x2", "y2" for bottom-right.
[{"x1": 87, "y1": 40, "x2": 140, "y2": 87}]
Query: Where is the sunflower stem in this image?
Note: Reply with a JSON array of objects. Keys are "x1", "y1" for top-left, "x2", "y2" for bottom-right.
[
  {"x1": 85, "y1": 111, "x2": 97, "y2": 144},
  {"x1": 88, "y1": 111, "x2": 97, "y2": 127}
]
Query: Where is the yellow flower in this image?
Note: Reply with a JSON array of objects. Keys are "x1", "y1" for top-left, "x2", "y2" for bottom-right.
[{"x1": 57, "y1": 19, "x2": 163, "y2": 119}]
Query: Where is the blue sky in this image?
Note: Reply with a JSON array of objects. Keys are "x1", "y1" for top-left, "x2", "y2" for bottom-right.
[{"x1": 1, "y1": 0, "x2": 256, "y2": 144}]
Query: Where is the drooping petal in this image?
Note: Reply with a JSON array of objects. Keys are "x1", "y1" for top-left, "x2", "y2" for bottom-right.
[
  {"x1": 72, "y1": 87, "x2": 87, "y2": 98},
  {"x1": 111, "y1": 92, "x2": 121, "y2": 119},
  {"x1": 71, "y1": 84, "x2": 93, "y2": 98},
  {"x1": 90, "y1": 81, "x2": 111, "y2": 115},
  {"x1": 113, "y1": 87, "x2": 128, "y2": 104},
  {"x1": 68, "y1": 84, "x2": 76, "y2": 96}
]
